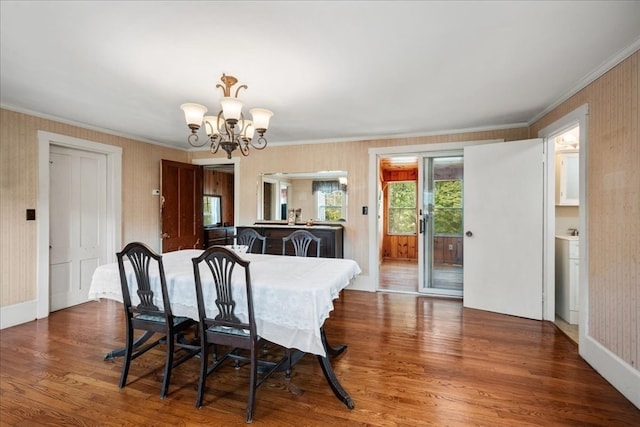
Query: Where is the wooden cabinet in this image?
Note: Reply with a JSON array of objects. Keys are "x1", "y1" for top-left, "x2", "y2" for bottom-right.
[
  {"x1": 237, "y1": 224, "x2": 344, "y2": 258},
  {"x1": 204, "y1": 226, "x2": 235, "y2": 247},
  {"x1": 556, "y1": 150, "x2": 579, "y2": 206},
  {"x1": 555, "y1": 236, "x2": 579, "y2": 324}
]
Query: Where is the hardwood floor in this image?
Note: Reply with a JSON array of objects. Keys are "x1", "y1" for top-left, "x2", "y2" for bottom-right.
[
  {"x1": 378, "y1": 259, "x2": 463, "y2": 293},
  {"x1": 1, "y1": 292, "x2": 638, "y2": 426},
  {"x1": 379, "y1": 258, "x2": 418, "y2": 292},
  {"x1": 555, "y1": 315, "x2": 579, "y2": 344}
]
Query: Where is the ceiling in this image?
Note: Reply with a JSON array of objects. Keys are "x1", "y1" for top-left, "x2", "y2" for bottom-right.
[{"x1": 1, "y1": 1, "x2": 639, "y2": 151}]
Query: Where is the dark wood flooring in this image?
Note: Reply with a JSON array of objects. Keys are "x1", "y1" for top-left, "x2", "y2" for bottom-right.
[{"x1": 1, "y1": 292, "x2": 638, "y2": 426}]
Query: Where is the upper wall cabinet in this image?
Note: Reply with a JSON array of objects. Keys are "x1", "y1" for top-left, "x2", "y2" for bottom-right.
[{"x1": 556, "y1": 150, "x2": 579, "y2": 206}]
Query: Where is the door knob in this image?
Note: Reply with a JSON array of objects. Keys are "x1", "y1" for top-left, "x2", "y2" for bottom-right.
[
  {"x1": 161, "y1": 233, "x2": 170, "y2": 239},
  {"x1": 465, "y1": 231, "x2": 473, "y2": 237}
]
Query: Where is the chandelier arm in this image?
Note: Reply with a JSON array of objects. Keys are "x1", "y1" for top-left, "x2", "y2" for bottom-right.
[
  {"x1": 238, "y1": 142, "x2": 251, "y2": 157},
  {"x1": 248, "y1": 135, "x2": 268, "y2": 150},
  {"x1": 221, "y1": 114, "x2": 241, "y2": 137},
  {"x1": 237, "y1": 112, "x2": 246, "y2": 136},
  {"x1": 234, "y1": 84, "x2": 248, "y2": 98},
  {"x1": 209, "y1": 136, "x2": 222, "y2": 154},
  {"x1": 216, "y1": 111, "x2": 225, "y2": 134},
  {"x1": 187, "y1": 132, "x2": 208, "y2": 147}
]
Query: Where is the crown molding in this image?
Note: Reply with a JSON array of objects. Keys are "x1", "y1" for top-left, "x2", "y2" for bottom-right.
[{"x1": 528, "y1": 37, "x2": 640, "y2": 126}]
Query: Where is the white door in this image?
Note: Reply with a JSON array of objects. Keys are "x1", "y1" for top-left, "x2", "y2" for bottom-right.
[
  {"x1": 49, "y1": 145, "x2": 107, "y2": 311},
  {"x1": 463, "y1": 138, "x2": 544, "y2": 320}
]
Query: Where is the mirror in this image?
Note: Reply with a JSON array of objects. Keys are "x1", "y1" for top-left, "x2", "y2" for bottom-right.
[
  {"x1": 203, "y1": 195, "x2": 222, "y2": 227},
  {"x1": 258, "y1": 171, "x2": 348, "y2": 222}
]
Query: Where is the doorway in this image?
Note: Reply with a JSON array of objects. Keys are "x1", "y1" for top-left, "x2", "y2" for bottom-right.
[
  {"x1": 191, "y1": 158, "x2": 240, "y2": 229},
  {"x1": 419, "y1": 155, "x2": 464, "y2": 297},
  {"x1": 543, "y1": 121, "x2": 583, "y2": 343},
  {"x1": 377, "y1": 156, "x2": 419, "y2": 293},
  {"x1": 538, "y1": 104, "x2": 588, "y2": 346},
  {"x1": 36, "y1": 131, "x2": 122, "y2": 319},
  {"x1": 371, "y1": 138, "x2": 546, "y2": 321},
  {"x1": 376, "y1": 153, "x2": 464, "y2": 297}
]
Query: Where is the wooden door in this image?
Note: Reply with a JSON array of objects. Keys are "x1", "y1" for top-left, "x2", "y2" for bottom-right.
[
  {"x1": 161, "y1": 160, "x2": 203, "y2": 252},
  {"x1": 463, "y1": 138, "x2": 544, "y2": 320}
]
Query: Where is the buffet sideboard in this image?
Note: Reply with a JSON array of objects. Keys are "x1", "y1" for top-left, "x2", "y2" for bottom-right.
[{"x1": 236, "y1": 223, "x2": 344, "y2": 258}]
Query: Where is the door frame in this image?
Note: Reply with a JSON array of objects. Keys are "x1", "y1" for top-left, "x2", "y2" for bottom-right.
[
  {"x1": 36, "y1": 131, "x2": 122, "y2": 319},
  {"x1": 537, "y1": 104, "x2": 588, "y2": 326},
  {"x1": 368, "y1": 139, "x2": 502, "y2": 293}
]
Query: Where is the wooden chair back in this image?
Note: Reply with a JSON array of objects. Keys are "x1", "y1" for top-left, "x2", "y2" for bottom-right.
[{"x1": 282, "y1": 229, "x2": 321, "y2": 257}]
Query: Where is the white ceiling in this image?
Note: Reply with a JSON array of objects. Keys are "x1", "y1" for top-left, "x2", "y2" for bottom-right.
[{"x1": 1, "y1": 1, "x2": 639, "y2": 151}]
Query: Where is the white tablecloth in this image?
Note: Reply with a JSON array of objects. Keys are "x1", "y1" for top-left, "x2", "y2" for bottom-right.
[{"x1": 88, "y1": 250, "x2": 361, "y2": 356}]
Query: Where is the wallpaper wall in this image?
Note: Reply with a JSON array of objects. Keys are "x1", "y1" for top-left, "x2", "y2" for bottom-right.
[{"x1": 530, "y1": 51, "x2": 639, "y2": 373}]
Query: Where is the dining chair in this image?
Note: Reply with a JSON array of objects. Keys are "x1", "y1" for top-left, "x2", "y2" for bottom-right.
[
  {"x1": 282, "y1": 229, "x2": 321, "y2": 257},
  {"x1": 192, "y1": 246, "x2": 288, "y2": 423},
  {"x1": 236, "y1": 228, "x2": 266, "y2": 254},
  {"x1": 117, "y1": 242, "x2": 199, "y2": 399}
]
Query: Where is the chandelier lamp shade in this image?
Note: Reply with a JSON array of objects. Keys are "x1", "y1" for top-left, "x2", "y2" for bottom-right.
[{"x1": 180, "y1": 74, "x2": 273, "y2": 159}]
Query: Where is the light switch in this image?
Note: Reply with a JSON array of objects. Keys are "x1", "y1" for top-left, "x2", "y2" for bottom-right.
[{"x1": 26, "y1": 209, "x2": 36, "y2": 220}]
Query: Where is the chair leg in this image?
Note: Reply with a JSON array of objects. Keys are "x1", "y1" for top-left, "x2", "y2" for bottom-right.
[
  {"x1": 246, "y1": 346, "x2": 258, "y2": 423},
  {"x1": 196, "y1": 342, "x2": 209, "y2": 408},
  {"x1": 119, "y1": 324, "x2": 134, "y2": 389},
  {"x1": 160, "y1": 333, "x2": 175, "y2": 399}
]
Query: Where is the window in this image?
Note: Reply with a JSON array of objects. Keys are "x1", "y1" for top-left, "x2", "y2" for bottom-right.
[
  {"x1": 203, "y1": 195, "x2": 221, "y2": 227},
  {"x1": 433, "y1": 180, "x2": 462, "y2": 235},
  {"x1": 388, "y1": 181, "x2": 416, "y2": 234},
  {"x1": 316, "y1": 190, "x2": 345, "y2": 221}
]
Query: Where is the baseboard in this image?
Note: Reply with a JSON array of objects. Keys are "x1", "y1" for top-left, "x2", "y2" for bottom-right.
[
  {"x1": 346, "y1": 274, "x2": 374, "y2": 292},
  {"x1": 0, "y1": 299, "x2": 38, "y2": 329},
  {"x1": 581, "y1": 334, "x2": 640, "y2": 409}
]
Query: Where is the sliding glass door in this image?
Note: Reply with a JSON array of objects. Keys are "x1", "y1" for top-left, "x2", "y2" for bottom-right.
[{"x1": 418, "y1": 155, "x2": 464, "y2": 296}]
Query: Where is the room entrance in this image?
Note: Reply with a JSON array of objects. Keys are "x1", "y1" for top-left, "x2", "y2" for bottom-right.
[
  {"x1": 377, "y1": 153, "x2": 464, "y2": 297},
  {"x1": 419, "y1": 155, "x2": 464, "y2": 296}
]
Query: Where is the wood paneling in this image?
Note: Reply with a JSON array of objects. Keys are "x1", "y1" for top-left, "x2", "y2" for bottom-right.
[
  {"x1": 383, "y1": 234, "x2": 417, "y2": 259},
  {"x1": 202, "y1": 169, "x2": 234, "y2": 225},
  {"x1": 1, "y1": 293, "x2": 638, "y2": 425},
  {"x1": 381, "y1": 168, "x2": 418, "y2": 260},
  {"x1": 433, "y1": 236, "x2": 463, "y2": 265},
  {"x1": 381, "y1": 168, "x2": 417, "y2": 182}
]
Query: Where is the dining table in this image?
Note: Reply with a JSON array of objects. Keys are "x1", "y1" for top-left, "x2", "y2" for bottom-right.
[{"x1": 88, "y1": 249, "x2": 361, "y2": 408}]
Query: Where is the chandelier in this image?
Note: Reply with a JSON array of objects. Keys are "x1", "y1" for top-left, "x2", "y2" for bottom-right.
[{"x1": 180, "y1": 74, "x2": 273, "y2": 159}]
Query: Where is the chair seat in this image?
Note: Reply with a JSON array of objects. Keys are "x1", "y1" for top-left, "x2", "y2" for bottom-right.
[
  {"x1": 208, "y1": 324, "x2": 251, "y2": 337},
  {"x1": 135, "y1": 313, "x2": 193, "y2": 326}
]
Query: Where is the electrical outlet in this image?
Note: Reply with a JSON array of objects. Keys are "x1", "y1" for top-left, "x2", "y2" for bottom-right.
[{"x1": 448, "y1": 244, "x2": 454, "y2": 251}]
